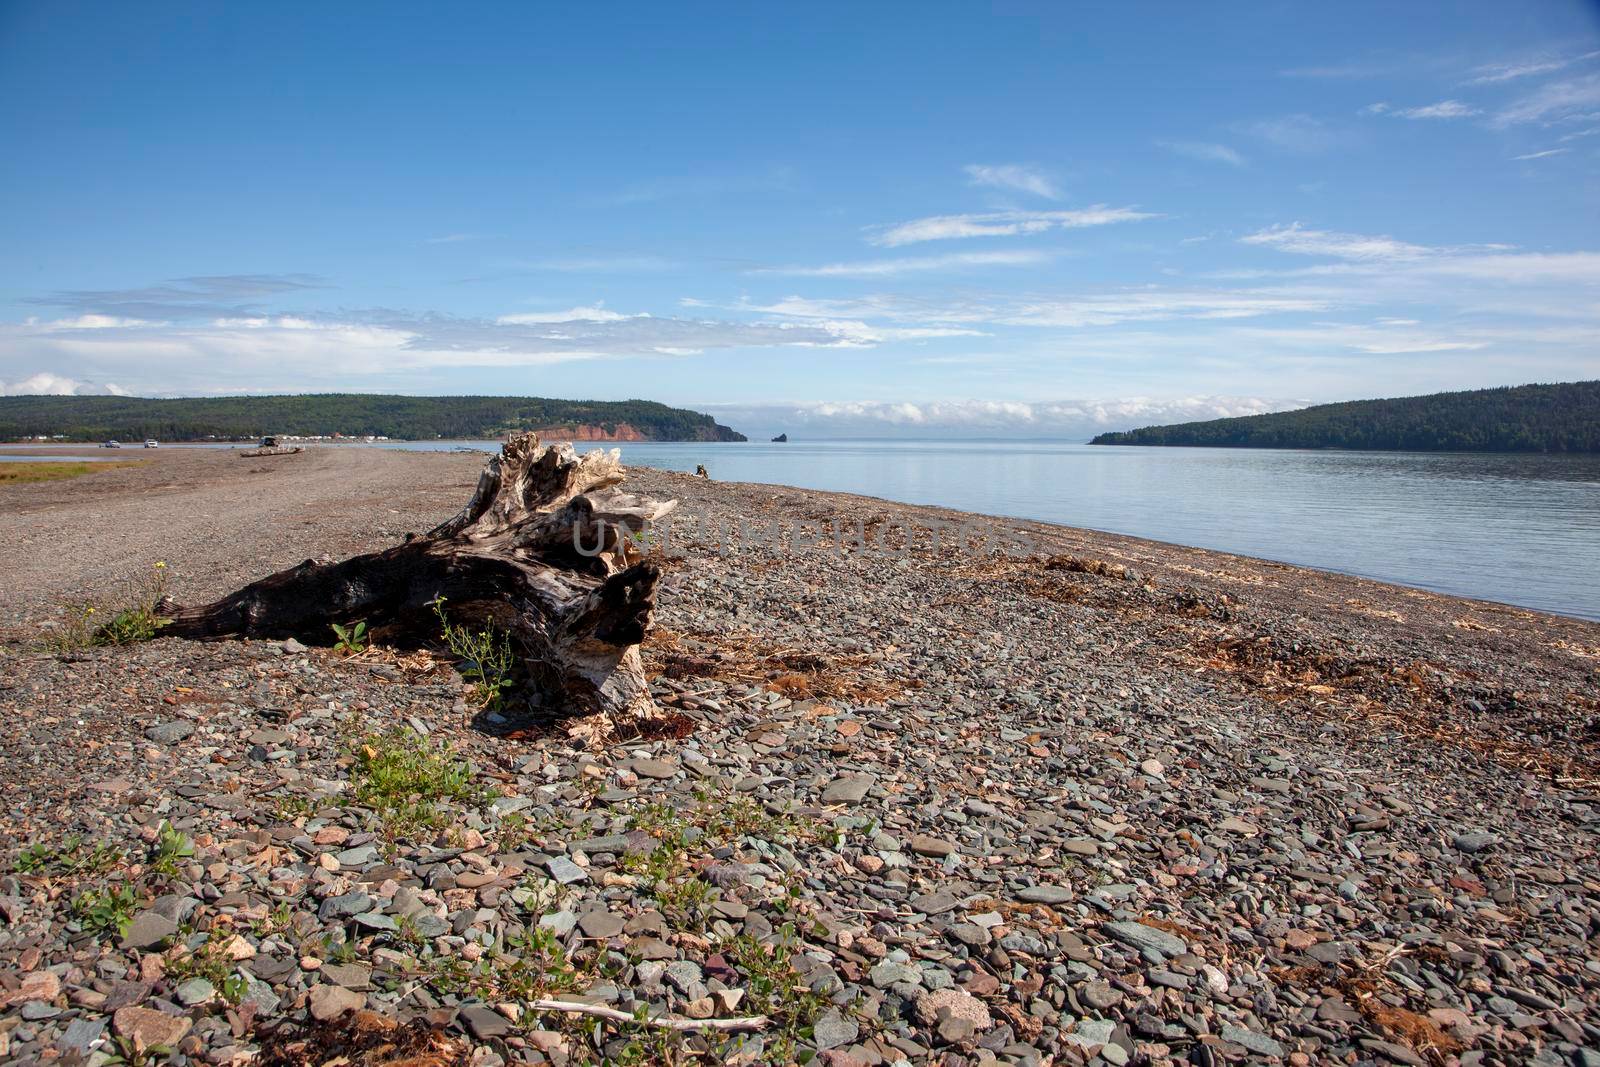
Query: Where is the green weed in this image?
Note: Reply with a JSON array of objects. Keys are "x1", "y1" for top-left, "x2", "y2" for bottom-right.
[
  {"x1": 71, "y1": 884, "x2": 140, "y2": 938},
  {"x1": 148, "y1": 821, "x2": 195, "y2": 878},
  {"x1": 13, "y1": 834, "x2": 124, "y2": 878},
  {"x1": 429, "y1": 595, "x2": 517, "y2": 710},
  {"x1": 350, "y1": 726, "x2": 487, "y2": 836},
  {"x1": 331, "y1": 620, "x2": 370, "y2": 655}
]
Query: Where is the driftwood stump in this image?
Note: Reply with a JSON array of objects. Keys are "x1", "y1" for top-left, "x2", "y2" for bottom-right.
[{"x1": 160, "y1": 434, "x2": 677, "y2": 733}]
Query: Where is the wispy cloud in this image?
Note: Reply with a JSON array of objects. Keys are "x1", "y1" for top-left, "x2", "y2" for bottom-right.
[
  {"x1": 1241, "y1": 223, "x2": 1434, "y2": 261},
  {"x1": 751, "y1": 250, "x2": 1051, "y2": 277},
  {"x1": 1493, "y1": 72, "x2": 1600, "y2": 127},
  {"x1": 996, "y1": 288, "x2": 1338, "y2": 328},
  {"x1": 1512, "y1": 147, "x2": 1570, "y2": 161},
  {"x1": 867, "y1": 205, "x2": 1155, "y2": 247},
  {"x1": 1240, "y1": 114, "x2": 1354, "y2": 154},
  {"x1": 963, "y1": 163, "x2": 1060, "y2": 198},
  {"x1": 425, "y1": 233, "x2": 492, "y2": 244},
  {"x1": 1468, "y1": 49, "x2": 1600, "y2": 84},
  {"x1": 1159, "y1": 141, "x2": 1246, "y2": 166},
  {"x1": 28, "y1": 274, "x2": 326, "y2": 320},
  {"x1": 1366, "y1": 99, "x2": 1480, "y2": 120}
]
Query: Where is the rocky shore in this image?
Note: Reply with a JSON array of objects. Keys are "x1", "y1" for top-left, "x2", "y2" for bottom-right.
[{"x1": 1, "y1": 447, "x2": 1597, "y2": 1066}]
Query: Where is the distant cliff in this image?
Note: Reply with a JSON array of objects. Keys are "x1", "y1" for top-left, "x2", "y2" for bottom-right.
[
  {"x1": 0, "y1": 394, "x2": 747, "y2": 443},
  {"x1": 1090, "y1": 381, "x2": 1600, "y2": 453}
]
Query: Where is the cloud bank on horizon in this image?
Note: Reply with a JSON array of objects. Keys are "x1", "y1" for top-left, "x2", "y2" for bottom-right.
[{"x1": 0, "y1": 4, "x2": 1597, "y2": 438}]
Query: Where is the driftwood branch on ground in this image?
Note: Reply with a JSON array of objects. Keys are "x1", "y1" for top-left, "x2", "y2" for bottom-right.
[{"x1": 160, "y1": 433, "x2": 677, "y2": 732}]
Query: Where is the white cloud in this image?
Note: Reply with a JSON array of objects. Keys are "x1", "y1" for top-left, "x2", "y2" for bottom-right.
[
  {"x1": 1511, "y1": 147, "x2": 1569, "y2": 160},
  {"x1": 1468, "y1": 49, "x2": 1600, "y2": 84},
  {"x1": 496, "y1": 305, "x2": 636, "y2": 324},
  {"x1": 1159, "y1": 141, "x2": 1246, "y2": 166},
  {"x1": 0, "y1": 308, "x2": 874, "y2": 394},
  {"x1": 46, "y1": 314, "x2": 155, "y2": 329},
  {"x1": 1241, "y1": 114, "x2": 1352, "y2": 154},
  {"x1": 996, "y1": 288, "x2": 1337, "y2": 328},
  {"x1": 964, "y1": 164, "x2": 1059, "y2": 198},
  {"x1": 0, "y1": 372, "x2": 130, "y2": 396},
  {"x1": 1389, "y1": 99, "x2": 1481, "y2": 120},
  {"x1": 868, "y1": 205, "x2": 1155, "y2": 247},
  {"x1": 702, "y1": 395, "x2": 1301, "y2": 439},
  {"x1": 1241, "y1": 223, "x2": 1433, "y2": 261},
  {"x1": 752, "y1": 250, "x2": 1051, "y2": 277},
  {"x1": 1493, "y1": 72, "x2": 1600, "y2": 127}
]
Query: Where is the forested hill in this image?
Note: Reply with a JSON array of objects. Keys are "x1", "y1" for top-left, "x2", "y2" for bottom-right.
[
  {"x1": 0, "y1": 394, "x2": 746, "y2": 442},
  {"x1": 1090, "y1": 381, "x2": 1600, "y2": 453}
]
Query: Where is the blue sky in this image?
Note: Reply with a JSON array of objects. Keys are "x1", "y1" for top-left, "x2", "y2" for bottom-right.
[{"x1": 2, "y1": 2, "x2": 1598, "y2": 437}]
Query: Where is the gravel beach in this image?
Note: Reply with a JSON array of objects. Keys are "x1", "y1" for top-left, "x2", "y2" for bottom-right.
[{"x1": 1, "y1": 446, "x2": 1597, "y2": 1066}]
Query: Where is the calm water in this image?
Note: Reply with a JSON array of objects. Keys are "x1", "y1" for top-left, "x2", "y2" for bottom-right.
[{"x1": 383, "y1": 439, "x2": 1600, "y2": 621}]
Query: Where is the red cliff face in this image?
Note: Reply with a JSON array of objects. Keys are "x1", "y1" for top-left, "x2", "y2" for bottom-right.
[{"x1": 535, "y1": 422, "x2": 649, "y2": 442}]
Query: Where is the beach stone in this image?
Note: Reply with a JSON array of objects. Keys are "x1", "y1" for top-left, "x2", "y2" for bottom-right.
[
  {"x1": 58, "y1": 1017, "x2": 106, "y2": 1054},
  {"x1": 579, "y1": 910, "x2": 627, "y2": 938},
  {"x1": 1454, "y1": 831, "x2": 1500, "y2": 853},
  {"x1": 174, "y1": 977, "x2": 215, "y2": 1006},
  {"x1": 870, "y1": 961, "x2": 922, "y2": 988},
  {"x1": 1016, "y1": 884, "x2": 1073, "y2": 904},
  {"x1": 1063, "y1": 1018, "x2": 1116, "y2": 1051},
  {"x1": 909, "y1": 834, "x2": 955, "y2": 857},
  {"x1": 8, "y1": 970, "x2": 60, "y2": 1006},
  {"x1": 144, "y1": 720, "x2": 194, "y2": 744},
  {"x1": 821, "y1": 773, "x2": 876, "y2": 804},
  {"x1": 814, "y1": 1008, "x2": 859, "y2": 1050},
  {"x1": 1103, "y1": 920, "x2": 1187, "y2": 957},
  {"x1": 1220, "y1": 1024, "x2": 1285, "y2": 1058},
  {"x1": 914, "y1": 988, "x2": 991, "y2": 1030},
  {"x1": 545, "y1": 855, "x2": 587, "y2": 884},
  {"x1": 459, "y1": 1003, "x2": 512, "y2": 1040},
  {"x1": 317, "y1": 891, "x2": 372, "y2": 921},
  {"x1": 910, "y1": 888, "x2": 963, "y2": 915},
  {"x1": 322, "y1": 962, "x2": 371, "y2": 990},
  {"x1": 120, "y1": 910, "x2": 178, "y2": 950},
  {"x1": 309, "y1": 983, "x2": 365, "y2": 1021},
  {"x1": 113, "y1": 1006, "x2": 191, "y2": 1052},
  {"x1": 628, "y1": 757, "x2": 678, "y2": 779}
]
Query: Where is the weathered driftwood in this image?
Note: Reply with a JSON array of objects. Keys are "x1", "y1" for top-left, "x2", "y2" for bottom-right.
[{"x1": 160, "y1": 433, "x2": 677, "y2": 730}]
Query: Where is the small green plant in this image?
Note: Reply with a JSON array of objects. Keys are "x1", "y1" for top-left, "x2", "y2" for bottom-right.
[
  {"x1": 96, "y1": 561, "x2": 171, "y2": 645},
  {"x1": 331, "y1": 620, "x2": 370, "y2": 655},
  {"x1": 429, "y1": 595, "x2": 517, "y2": 710},
  {"x1": 148, "y1": 821, "x2": 195, "y2": 878},
  {"x1": 721, "y1": 926, "x2": 831, "y2": 1062},
  {"x1": 104, "y1": 1032, "x2": 172, "y2": 1066},
  {"x1": 222, "y1": 973, "x2": 251, "y2": 1005},
  {"x1": 350, "y1": 727, "x2": 486, "y2": 836},
  {"x1": 41, "y1": 562, "x2": 172, "y2": 653},
  {"x1": 42, "y1": 602, "x2": 99, "y2": 655},
  {"x1": 423, "y1": 925, "x2": 586, "y2": 1002},
  {"x1": 167, "y1": 932, "x2": 246, "y2": 999},
  {"x1": 72, "y1": 883, "x2": 140, "y2": 938},
  {"x1": 14, "y1": 835, "x2": 124, "y2": 878}
]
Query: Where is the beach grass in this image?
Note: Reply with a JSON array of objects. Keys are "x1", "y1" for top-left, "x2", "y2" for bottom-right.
[{"x1": 0, "y1": 460, "x2": 143, "y2": 485}]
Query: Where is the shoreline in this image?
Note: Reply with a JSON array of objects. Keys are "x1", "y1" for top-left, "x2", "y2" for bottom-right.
[
  {"x1": 1, "y1": 445, "x2": 1597, "y2": 1064},
  {"x1": 3, "y1": 440, "x2": 1595, "y2": 624}
]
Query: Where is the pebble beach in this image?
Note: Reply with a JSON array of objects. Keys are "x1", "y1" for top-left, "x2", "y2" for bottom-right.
[{"x1": 1, "y1": 446, "x2": 1597, "y2": 1066}]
